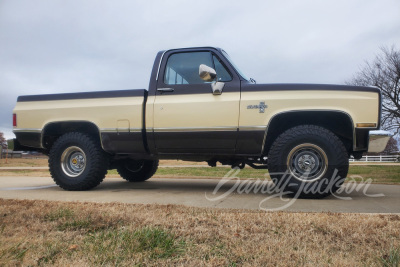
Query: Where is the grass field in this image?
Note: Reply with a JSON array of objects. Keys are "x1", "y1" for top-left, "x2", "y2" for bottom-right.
[
  {"x1": 0, "y1": 199, "x2": 399, "y2": 266},
  {"x1": 1, "y1": 158, "x2": 399, "y2": 184}
]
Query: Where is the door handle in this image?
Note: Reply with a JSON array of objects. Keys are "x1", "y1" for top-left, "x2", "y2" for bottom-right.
[{"x1": 157, "y1": 88, "x2": 174, "y2": 92}]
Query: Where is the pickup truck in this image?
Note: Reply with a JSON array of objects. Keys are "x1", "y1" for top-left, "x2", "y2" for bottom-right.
[{"x1": 12, "y1": 47, "x2": 391, "y2": 198}]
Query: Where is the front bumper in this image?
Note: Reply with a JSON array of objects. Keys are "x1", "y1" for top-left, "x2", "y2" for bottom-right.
[{"x1": 368, "y1": 130, "x2": 392, "y2": 153}]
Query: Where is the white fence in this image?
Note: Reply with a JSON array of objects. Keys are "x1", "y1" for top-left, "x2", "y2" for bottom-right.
[
  {"x1": 349, "y1": 155, "x2": 399, "y2": 162},
  {"x1": 0, "y1": 150, "x2": 22, "y2": 159}
]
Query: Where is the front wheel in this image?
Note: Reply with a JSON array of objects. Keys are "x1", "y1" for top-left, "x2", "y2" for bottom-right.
[
  {"x1": 267, "y1": 125, "x2": 349, "y2": 198},
  {"x1": 117, "y1": 159, "x2": 159, "y2": 182},
  {"x1": 48, "y1": 132, "x2": 109, "y2": 191}
]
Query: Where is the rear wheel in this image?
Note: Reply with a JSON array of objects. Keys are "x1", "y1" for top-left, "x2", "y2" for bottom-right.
[
  {"x1": 49, "y1": 132, "x2": 109, "y2": 191},
  {"x1": 117, "y1": 159, "x2": 159, "y2": 182},
  {"x1": 267, "y1": 125, "x2": 349, "y2": 198}
]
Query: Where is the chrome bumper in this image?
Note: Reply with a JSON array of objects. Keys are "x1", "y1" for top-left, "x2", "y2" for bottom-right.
[{"x1": 368, "y1": 130, "x2": 392, "y2": 153}]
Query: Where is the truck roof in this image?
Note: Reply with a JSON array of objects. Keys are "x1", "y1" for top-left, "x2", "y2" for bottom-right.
[{"x1": 161, "y1": 46, "x2": 223, "y2": 54}]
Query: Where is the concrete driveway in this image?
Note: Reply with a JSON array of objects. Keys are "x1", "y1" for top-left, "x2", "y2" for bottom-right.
[{"x1": 0, "y1": 176, "x2": 399, "y2": 213}]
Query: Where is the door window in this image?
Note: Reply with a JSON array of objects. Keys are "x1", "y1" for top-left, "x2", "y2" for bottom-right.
[
  {"x1": 212, "y1": 55, "x2": 232, "y2": 82},
  {"x1": 164, "y1": 52, "x2": 214, "y2": 85}
]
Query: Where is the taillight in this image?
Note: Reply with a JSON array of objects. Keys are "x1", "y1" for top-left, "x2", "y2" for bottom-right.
[{"x1": 13, "y1": 114, "x2": 17, "y2": 127}]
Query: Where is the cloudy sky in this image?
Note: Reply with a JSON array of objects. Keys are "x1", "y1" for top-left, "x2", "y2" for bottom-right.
[{"x1": 1, "y1": 0, "x2": 399, "y2": 139}]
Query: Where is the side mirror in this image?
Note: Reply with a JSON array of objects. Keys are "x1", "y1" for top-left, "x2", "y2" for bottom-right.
[
  {"x1": 199, "y1": 64, "x2": 216, "y2": 82},
  {"x1": 199, "y1": 64, "x2": 224, "y2": 95}
]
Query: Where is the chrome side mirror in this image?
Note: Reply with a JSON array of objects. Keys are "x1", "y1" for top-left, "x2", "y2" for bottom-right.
[{"x1": 199, "y1": 64, "x2": 216, "y2": 82}]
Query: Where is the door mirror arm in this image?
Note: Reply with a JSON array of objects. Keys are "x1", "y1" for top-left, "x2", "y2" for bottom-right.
[{"x1": 211, "y1": 81, "x2": 224, "y2": 95}]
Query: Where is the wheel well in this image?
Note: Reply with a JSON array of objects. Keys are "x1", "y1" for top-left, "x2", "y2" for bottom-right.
[
  {"x1": 42, "y1": 121, "x2": 101, "y2": 151},
  {"x1": 263, "y1": 111, "x2": 353, "y2": 156}
]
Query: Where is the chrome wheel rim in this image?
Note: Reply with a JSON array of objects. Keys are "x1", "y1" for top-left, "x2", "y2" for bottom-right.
[
  {"x1": 287, "y1": 143, "x2": 328, "y2": 182},
  {"x1": 61, "y1": 146, "x2": 86, "y2": 177}
]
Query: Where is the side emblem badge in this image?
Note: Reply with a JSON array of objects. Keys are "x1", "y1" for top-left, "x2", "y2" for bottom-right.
[{"x1": 247, "y1": 101, "x2": 268, "y2": 113}]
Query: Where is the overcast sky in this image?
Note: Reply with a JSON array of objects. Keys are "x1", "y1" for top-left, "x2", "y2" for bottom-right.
[{"x1": 1, "y1": 0, "x2": 399, "y2": 139}]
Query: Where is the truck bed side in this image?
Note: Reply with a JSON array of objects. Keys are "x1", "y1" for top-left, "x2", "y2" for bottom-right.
[{"x1": 13, "y1": 89, "x2": 148, "y2": 155}]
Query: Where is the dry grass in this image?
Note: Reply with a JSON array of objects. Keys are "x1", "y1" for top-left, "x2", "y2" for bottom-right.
[
  {"x1": 0, "y1": 199, "x2": 399, "y2": 266},
  {"x1": 0, "y1": 158, "x2": 48, "y2": 167},
  {"x1": 159, "y1": 160, "x2": 209, "y2": 166},
  {"x1": 348, "y1": 165, "x2": 400, "y2": 184}
]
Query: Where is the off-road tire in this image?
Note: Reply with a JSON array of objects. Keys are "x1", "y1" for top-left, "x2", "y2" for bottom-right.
[
  {"x1": 267, "y1": 125, "x2": 349, "y2": 198},
  {"x1": 48, "y1": 132, "x2": 109, "y2": 191},
  {"x1": 117, "y1": 159, "x2": 159, "y2": 182}
]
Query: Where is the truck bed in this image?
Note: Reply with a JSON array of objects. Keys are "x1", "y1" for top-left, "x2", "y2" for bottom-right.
[{"x1": 14, "y1": 89, "x2": 147, "y2": 154}]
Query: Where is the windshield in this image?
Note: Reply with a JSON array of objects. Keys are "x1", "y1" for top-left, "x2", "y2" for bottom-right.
[{"x1": 222, "y1": 50, "x2": 250, "y2": 81}]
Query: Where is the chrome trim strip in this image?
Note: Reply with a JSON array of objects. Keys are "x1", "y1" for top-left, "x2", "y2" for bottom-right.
[
  {"x1": 13, "y1": 128, "x2": 42, "y2": 133},
  {"x1": 100, "y1": 128, "x2": 117, "y2": 132},
  {"x1": 239, "y1": 126, "x2": 267, "y2": 131},
  {"x1": 154, "y1": 126, "x2": 238, "y2": 132},
  {"x1": 155, "y1": 50, "x2": 167, "y2": 81},
  {"x1": 151, "y1": 126, "x2": 267, "y2": 132},
  {"x1": 100, "y1": 128, "x2": 142, "y2": 133}
]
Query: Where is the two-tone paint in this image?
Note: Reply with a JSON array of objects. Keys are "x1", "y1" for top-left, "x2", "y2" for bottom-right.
[
  {"x1": 13, "y1": 90, "x2": 147, "y2": 155},
  {"x1": 13, "y1": 47, "x2": 382, "y2": 161}
]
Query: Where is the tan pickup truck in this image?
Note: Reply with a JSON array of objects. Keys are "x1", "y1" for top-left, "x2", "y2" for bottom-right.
[{"x1": 12, "y1": 47, "x2": 390, "y2": 198}]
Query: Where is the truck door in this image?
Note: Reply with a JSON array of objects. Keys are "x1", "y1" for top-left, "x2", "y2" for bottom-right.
[{"x1": 152, "y1": 49, "x2": 240, "y2": 154}]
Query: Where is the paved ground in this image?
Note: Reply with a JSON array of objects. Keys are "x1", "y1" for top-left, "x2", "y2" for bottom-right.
[{"x1": 1, "y1": 176, "x2": 399, "y2": 213}]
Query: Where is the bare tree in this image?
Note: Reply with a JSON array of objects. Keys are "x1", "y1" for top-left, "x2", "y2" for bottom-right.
[
  {"x1": 0, "y1": 132, "x2": 7, "y2": 150},
  {"x1": 346, "y1": 46, "x2": 400, "y2": 134}
]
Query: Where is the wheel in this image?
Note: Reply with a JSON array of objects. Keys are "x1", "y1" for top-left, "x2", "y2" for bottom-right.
[
  {"x1": 48, "y1": 132, "x2": 109, "y2": 191},
  {"x1": 267, "y1": 125, "x2": 349, "y2": 198},
  {"x1": 117, "y1": 159, "x2": 159, "y2": 182}
]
